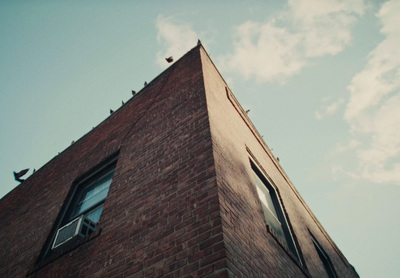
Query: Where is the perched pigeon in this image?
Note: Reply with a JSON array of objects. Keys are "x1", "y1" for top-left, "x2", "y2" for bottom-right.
[
  {"x1": 197, "y1": 39, "x2": 202, "y2": 46},
  {"x1": 110, "y1": 109, "x2": 114, "y2": 114},
  {"x1": 144, "y1": 81, "x2": 148, "y2": 86},
  {"x1": 122, "y1": 100, "x2": 125, "y2": 105},
  {"x1": 132, "y1": 90, "x2": 136, "y2": 95},
  {"x1": 165, "y1": 56, "x2": 173, "y2": 63},
  {"x1": 13, "y1": 169, "x2": 29, "y2": 183}
]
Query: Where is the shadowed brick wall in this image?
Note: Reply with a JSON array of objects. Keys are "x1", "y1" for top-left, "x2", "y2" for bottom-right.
[{"x1": 200, "y1": 47, "x2": 358, "y2": 277}]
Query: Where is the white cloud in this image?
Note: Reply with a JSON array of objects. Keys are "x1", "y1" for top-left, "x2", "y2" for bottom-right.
[
  {"x1": 334, "y1": 139, "x2": 361, "y2": 153},
  {"x1": 345, "y1": 2, "x2": 400, "y2": 122},
  {"x1": 220, "y1": 0, "x2": 365, "y2": 83},
  {"x1": 155, "y1": 15, "x2": 198, "y2": 68},
  {"x1": 342, "y1": 0, "x2": 400, "y2": 184},
  {"x1": 222, "y1": 21, "x2": 304, "y2": 83},
  {"x1": 289, "y1": 0, "x2": 364, "y2": 57},
  {"x1": 315, "y1": 97, "x2": 344, "y2": 120}
]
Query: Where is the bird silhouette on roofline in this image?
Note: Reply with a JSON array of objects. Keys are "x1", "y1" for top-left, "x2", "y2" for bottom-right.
[{"x1": 13, "y1": 169, "x2": 29, "y2": 183}]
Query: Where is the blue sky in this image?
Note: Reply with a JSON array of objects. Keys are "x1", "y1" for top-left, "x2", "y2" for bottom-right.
[{"x1": 1, "y1": 1, "x2": 399, "y2": 277}]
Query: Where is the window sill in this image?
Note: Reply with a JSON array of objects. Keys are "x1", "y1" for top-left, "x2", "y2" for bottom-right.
[{"x1": 27, "y1": 228, "x2": 102, "y2": 276}]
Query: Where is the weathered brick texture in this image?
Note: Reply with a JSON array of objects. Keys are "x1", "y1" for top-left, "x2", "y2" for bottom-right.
[
  {"x1": 0, "y1": 45, "x2": 358, "y2": 278},
  {"x1": 200, "y1": 47, "x2": 358, "y2": 278}
]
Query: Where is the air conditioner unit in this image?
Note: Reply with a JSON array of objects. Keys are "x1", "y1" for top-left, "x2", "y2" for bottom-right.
[{"x1": 52, "y1": 216, "x2": 97, "y2": 249}]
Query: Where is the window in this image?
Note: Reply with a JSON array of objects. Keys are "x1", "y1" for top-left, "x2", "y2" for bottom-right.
[
  {"x1": 312, "y1": 236, "x2": 337, "y2": 278},
  {"x1": 32, "y1": 154, "x2": 119, "y2": 270},
  {"x1": 66, "y1": 169, "x2": 114, "y2": 225},
  {"x1": 251, "y1": 162, "x2": 301, "y2": 260},
  {"x1": 47, "y1": 155, "x2": 117, "y2": 252}
]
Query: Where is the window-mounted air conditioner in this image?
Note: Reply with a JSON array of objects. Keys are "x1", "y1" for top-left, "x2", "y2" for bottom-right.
[{"x1": 52, "y1": 216, "x2": 97, "y2": 249}]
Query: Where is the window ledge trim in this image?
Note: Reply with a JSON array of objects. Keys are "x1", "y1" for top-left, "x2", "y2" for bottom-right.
[{"x1": 27, "y1": 228, "x2": 102, "y2": 276}]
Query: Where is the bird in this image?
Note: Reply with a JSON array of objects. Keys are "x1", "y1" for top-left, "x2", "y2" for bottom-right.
[
  {"x1": 197, "y1": 39, "x2": 202, "y2": 46},
  {"x1": 110, "y1": 109, "x2": 114, "y2": 114},
  {"x1": 131, "y1": 90, "x2": 136, "y2": 95},
  {"x1": 144, "y1": 81, "x2": 148, "y2": 86},
  {"x1": 122, "y1": 100, "x2": 125, "y2": 105},
  {"x1": 165, "y1": 56, "x2": 173, "y2": 63},
  {"x1": 13, "y1": 169, "x2": 29, "y2": 183},
  {"x1": 71, "y1": 140, "x2": 75, "y2": 145},
  {"x1": 277, "y1": 157, "x2": 280, "y2": 162}
]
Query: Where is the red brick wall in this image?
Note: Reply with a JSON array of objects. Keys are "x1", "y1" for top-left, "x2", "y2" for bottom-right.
[
  {"x1": 200, "y1": 47, "x2": 358, "y2": 277},
  {"x1": 0, "y1": 46, "x2": 227, "y2": 278}
]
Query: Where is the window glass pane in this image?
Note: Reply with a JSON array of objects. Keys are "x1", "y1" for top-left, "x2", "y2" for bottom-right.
[
  {"x1": 72, "y1": 171, "x2": 113, "y2": 217},
  {"x1": 85, "y1": 204, "x2": 104, "y2": 223},
  {"x1": 254, "y1": 173, "x2": 287, "y2": 245},
  {"x1": 263, "y1": 205, "x2": 287, "y2": 245},
  {"x1": 254, "y1": 174, "x2": 279, "y2": 218}
]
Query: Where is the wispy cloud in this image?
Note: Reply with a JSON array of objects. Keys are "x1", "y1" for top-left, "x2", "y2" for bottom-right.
[
  {"x1": 155, "y1": 15, "x2": 198, "y2": 68},
  {"x1": 288, "y1": 0, "x2": 365, "y2": 57},
  {"x1": 221, "y1": 21, "x2": 304, "y2": 83},
  {"x1": 341, "y1": 0, "x2": 400, "y2": 184},
  {"x1": 334, "y1": 139, "x2": 361, "y2": 153},
  {"x1": 220, "y1": 0, "x2": 365, "y2": 83},
  {"x1": 315, "y1": 97, "x2": 344, "y2": 120}
]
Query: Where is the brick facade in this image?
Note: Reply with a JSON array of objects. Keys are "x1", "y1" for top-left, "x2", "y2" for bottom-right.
[{"x1": 0, "y1": 45, "x2": 358, "y2": 277}]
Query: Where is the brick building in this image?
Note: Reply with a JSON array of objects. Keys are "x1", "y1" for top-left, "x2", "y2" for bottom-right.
[{"x1": 0, "y1": 44, "x2": 358, "y2": 277}]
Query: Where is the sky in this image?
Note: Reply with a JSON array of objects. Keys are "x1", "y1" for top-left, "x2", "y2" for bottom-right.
[{"x1": 0, "y1": 1, "x2": 399, "y2": 277}]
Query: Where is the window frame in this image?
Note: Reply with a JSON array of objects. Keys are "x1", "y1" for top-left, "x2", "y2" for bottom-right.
[
  {"x1": 38, "y1": 153, "x2": 118, "y2": 262},
  {"x1": 311, "y1": 235, "x2": 338, "y2": 278},
  {"x1": 62, "y1": 168, "x2": 115, "y2": 226},
  {"x1": 251, "y1": 160, "x2": 302, "y2": 262}
]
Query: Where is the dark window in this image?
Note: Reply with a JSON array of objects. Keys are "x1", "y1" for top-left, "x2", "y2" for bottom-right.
[
  {"x1": 33, "y1": 154, "x2": 119, "y2": 269},
  {"x1": 251, "y1": 162, "x2": 300, "y2": 260},
  {"x1": 312, "y1": 236, "x2": 337, "y2": 278},
  {"x1": 48, "y1": 156, "x2": 117, "y2": 251},
  {"x1": 66, "y1": 169, "x2": 114, "y2": 225}
]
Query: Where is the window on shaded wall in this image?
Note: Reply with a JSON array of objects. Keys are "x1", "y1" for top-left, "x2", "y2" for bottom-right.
[
  {"x1": 49, "y1": 154, "x2": 118, "y2": 251},
  {"x1": 251, "y1": 161, "x2": 301, "y2": 261},
  {"x1": 311, "y1": 235, "x2": 337, "y2": 278}
]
